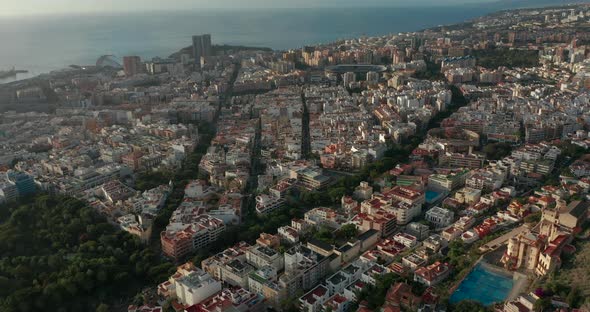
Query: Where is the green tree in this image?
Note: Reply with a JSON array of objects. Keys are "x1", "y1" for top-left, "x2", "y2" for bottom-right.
[
  {"x1": 483, "y1": 142, "x2": 513, "y2": 160},
  {"x1": 96, "y1": 303, "x2": 110, "y2": 312},
  {"x1": 0, "y1": 195, "x2": 174, "y2": 311},
  {"x1": 524, "y1": 212, "x2": 542, "y2": 225},
  {"x1": 566, "y1": 286, "x2": 581, "y2": 308},
  {"x1": 451, "y1": 300, "x2": 489, "y2": 312},
  {"x1": 328, "y1": 187, "x2": 347, "y2": 204},
  {"x1": 336, "y1": 224, "x2": 359, "y2": 240},
  {"x1": 472, "y1": 48, "x2": 539, "y2": 69},
  {"x1": 533, "y1": 297, "x2": 551, "y2": 312}
]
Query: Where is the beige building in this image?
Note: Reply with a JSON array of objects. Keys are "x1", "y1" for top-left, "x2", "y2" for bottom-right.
[
  {"x1": 559, "y1": 201, "x2": 588, "y2": 229},
  {"x1": 454, "y1": 187, "x2": 481, "y2": 205},
  {"x1": 248, "y1": 266, "x2": 286, "y2": 310},
  {"x1": 501, "y1": 201, "x2": 582, "y2": 276}
]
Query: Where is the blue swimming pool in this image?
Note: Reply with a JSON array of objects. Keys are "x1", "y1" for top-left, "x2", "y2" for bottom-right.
[
  {"x1": 450, "y1": 262, "x2": 514, "y2": 306},
  {"x1": 425, "y1": 190, "x2": 441, "y2": 203}
]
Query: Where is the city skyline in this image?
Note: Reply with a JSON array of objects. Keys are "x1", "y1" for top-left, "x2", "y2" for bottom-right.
[{"x1": 1, "y1": 2, "x2": 590, "y2": 312}]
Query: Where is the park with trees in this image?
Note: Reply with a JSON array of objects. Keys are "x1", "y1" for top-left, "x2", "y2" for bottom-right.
[{"x1": 0, "y1": 195, "x2": 176, "y2": 312}]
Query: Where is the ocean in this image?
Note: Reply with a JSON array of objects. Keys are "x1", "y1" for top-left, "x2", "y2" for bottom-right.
[{"x1": 0, "y1": 6, "x2": 497, "y2": 83}]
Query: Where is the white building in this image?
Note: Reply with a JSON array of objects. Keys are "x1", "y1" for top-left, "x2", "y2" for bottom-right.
[
  {"x1": 277, "y1": 226, "x2": 300, "y2": 243},
  {"x1": 246, "y1": 244, "x2": 285, "y2": 272},
  {"x1": 353, "y1": 181, "x2": 373, "y2": 200},
  {"x1": 393, "y1": 233, "x2": 418, "y2": 248},
  {"x1": 425, "y1": 206, "x2": 455, "y2": 228},
  {"x1": 300, "y1": 285, "x2": 330, "y2": 312},
  {"x1": 0, "y1": 182, "x2": 18, "y2": 203},
  {"x1": 255, "y1": 194, "x2": 285, "y2": 215},
  {"x1": 158, "y1": 263, "x2": 222, "y2": 307},
  {"x1": 343, "y1": 72, "x2": 356, "y2": 87}
]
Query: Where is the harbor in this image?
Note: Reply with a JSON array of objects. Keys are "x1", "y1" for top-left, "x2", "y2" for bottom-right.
[{"x1": 0, "y1": 68, "x2": 29, "y2": 79}]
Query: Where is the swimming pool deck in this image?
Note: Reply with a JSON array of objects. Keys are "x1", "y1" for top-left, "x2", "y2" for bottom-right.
[{"x1": 507, "y1": 271, "x2": 529, "y2": 301}]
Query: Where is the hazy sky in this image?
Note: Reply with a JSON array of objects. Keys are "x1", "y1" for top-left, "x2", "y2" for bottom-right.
[{"x1": 2, "y1": 0, "x2": 499, "y2": 16}]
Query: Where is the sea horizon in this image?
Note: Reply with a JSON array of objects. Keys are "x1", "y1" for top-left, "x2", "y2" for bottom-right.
[{"x1": 0, "y1": 5, "x2": 511, "y2": 83}]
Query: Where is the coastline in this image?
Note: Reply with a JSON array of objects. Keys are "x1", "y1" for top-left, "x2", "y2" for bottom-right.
[
  {"x1": 0, "y1": 5, "x2": 504, "y2": 85},
  {"x1": 2, "y1": 3, "x2": 586, "y2": 85}
]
